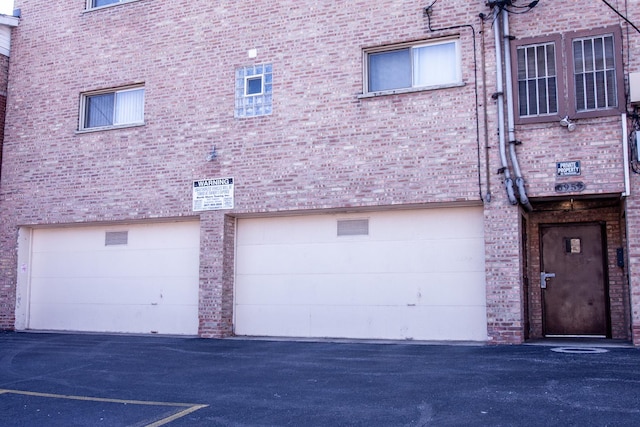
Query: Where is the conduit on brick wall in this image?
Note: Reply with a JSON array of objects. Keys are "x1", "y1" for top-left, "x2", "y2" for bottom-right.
[{"x1": 492, "y1": 7, "x2": 518, "y2": 206}]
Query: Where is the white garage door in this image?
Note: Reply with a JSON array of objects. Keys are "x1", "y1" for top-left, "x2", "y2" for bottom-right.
[
  {"x1": 235, "y1": 207, "x2": 487, "y2": 341},
  {"x1": 27, "y1": 221, "x2": 200, "y2": 335}
]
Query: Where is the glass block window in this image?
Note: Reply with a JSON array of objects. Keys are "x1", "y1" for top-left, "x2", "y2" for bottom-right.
[
  {"x1": 516, "y1": 42, "x2": 558, "y2": 117},
  {"x1": 573, "y1": 34, "x2": 618, "y2": 112},
  {"x1": 235, "y1": 64, "x2": 273, "y2": 118}
]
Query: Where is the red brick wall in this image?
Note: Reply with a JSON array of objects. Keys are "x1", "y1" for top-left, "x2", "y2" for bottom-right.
[
  {"x1": 623, "y1": 3, "x2": 640, "y2": 345},
  {"x1": 526, "y1": 200, "x2": 629, "y2": 340},
  {"x1": 0, "y1": 52, "x2": 10, "y2": 328},
  {"x1": 0, "y1": 53, "x2": 8, "y2": 180},
  {"x1": 486, "y1": 1, "x2": 638, "y2": 343},
  {"x1": 1, "y1": 0, "x2": 639, "y2": 342},
  {"x1": 0, "y1": 1, "x2": 489, "y2": 333}
]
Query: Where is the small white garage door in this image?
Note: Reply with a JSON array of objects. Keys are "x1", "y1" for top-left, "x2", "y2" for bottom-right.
[
  {"x1": 27, "y1": 221, "x2": 200, "y2": 335},
  {"x1": 235, "y1": 207, "x2": 487, "y2": 341}
]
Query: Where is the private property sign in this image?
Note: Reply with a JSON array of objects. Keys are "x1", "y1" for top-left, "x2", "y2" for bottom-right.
[
  {"x1": 193, "y1": 178, "x2": 234, "y2": 211},
  {"x1": 557, "y1": 161, "x2": 581, "y2": 176}
]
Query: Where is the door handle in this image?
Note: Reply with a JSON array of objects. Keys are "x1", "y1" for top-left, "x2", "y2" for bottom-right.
[{"x1": 540, "y1": 272, "x2": 556, "y2": 289}]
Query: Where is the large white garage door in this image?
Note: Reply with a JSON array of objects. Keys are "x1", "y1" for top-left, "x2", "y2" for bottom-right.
[
  {"x1": 28, "y1": 221, "x2": 200, "y2": 335},
  {"x1": 235, "y1": 207, "x2": 487, "y2": 341}
]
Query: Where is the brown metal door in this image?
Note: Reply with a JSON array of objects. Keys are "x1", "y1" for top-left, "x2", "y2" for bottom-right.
[{"x1": 540, "y1": 224, "x2": 608, "y2": 336}]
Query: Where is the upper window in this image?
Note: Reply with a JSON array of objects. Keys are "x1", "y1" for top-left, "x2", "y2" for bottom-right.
[
  {"x1": 92, "y1": 0, "x2": 120, "y2": 6},
  {"x1": 365, "y1": 38, "x2": 461, "y2": 94},
  {"x1": 513, "y1": 27, "x2": 623, "y2": 123},
  {"x1": 79, "y1": 86, "x2": 144, "y2": 131},
  {"x1": 87, "y1": 0, "x2": 137, "y2": 9},
  {"x1": 572, "y1": 34, "x2": 618, "y2": 113},
  {"x1": 516, "y1": 40, "x2": 559, "y2": 119},
  {"x1": 235, "y1": 64, "x2": 273, "y2": 118}
]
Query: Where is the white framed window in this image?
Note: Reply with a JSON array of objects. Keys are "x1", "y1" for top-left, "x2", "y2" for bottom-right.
[
  {"x1": 86, "y1": 0, "x2": 141, "y2": 10},
  {"x1": 235, "y1": 64, "x2": 273, "y2": 118},
  {"x1": 79, "y1": 86, "x2": 145, "y2": 131},
  {"x1": 91, "y1": 0, "x2": 120, "y2": 7},
  {"x1": 365, "y1": 38, "x2": 461, "y2": 94},
  {"x1": 245, "y1": 75, "x2": 264, "y2": 96}
]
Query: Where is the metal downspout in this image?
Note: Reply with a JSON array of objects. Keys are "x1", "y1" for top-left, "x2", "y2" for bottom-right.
[
  {"x1": 622, "y1": 113, "x2": 630, "y2": 196},
  {"x1": 502, "y1": 9, "x2": 533, "y2": 212},
  {"x1": 494, "y1": 8, "x2": 517, "y2": 205}
]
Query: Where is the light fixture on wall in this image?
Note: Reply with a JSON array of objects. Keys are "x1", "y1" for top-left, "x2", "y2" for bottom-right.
[
  {"x1": 206, "y1": 146, "x2": 217, "y2": 161},
  {"x1": 560, "y1": 116, "x2": 576, "y2": 132}
]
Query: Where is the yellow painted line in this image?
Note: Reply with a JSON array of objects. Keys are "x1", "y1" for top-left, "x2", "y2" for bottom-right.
[
  {"x1": 0, "y1": 388, "x2": 208, "y2": 426},
  {"x1": 145, "y1": 404, "x2": 209, "y2": 427}
]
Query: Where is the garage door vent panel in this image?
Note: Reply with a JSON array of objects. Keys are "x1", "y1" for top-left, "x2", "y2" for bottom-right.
[
  {"x1": 105, "y1": 231, "x2": 128, "y2": 246},
  {"x1": 337, "y1": 219, "x2": 369, "y2": 236}
]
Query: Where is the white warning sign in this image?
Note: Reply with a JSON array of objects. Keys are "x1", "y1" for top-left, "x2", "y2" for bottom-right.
[{"x1": 193, "y1": 178, "x2": 234, "y2": 211}]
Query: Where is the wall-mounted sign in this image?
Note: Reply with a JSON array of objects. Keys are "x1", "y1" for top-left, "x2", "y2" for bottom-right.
[
  {"x1": 557, "y1": 161, "x2": 581, "y2": 176},
  {"x1": 555, "y1": 182, "x2": 585, "y2": 193},
  {"x1": 193, "y1": 177, "x2": 234, "y2": 211}
]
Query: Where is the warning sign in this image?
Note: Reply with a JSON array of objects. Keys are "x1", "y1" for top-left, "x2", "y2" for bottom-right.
[{"x1": 192, "y1": 178, "x2": 234, "y2": 211}]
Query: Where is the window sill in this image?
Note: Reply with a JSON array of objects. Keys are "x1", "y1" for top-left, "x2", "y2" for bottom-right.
[
  {"x1": 75, "y1": 123, "x2": 145, "y2": 134},
  {"x1": 516, "y1": 107, "x2": 625, "y2": 126},
  {"x1": 358, "y1": 82, "x2": 465, "y2": 99},
  {"x1": 84, "y1": 0, "x2": 143, "y2": 13},
  {"x1": 515, "y1": 113, "x2": 563, "y2": 126},
  {"x1": 571, "y1": 107, "x2": 625, "y2": 120}
]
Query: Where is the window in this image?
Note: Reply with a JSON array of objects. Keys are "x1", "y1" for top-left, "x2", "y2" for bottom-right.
[
  {"x1": 79, "y1": 86, "x2": 144, "y2": 131},
  {"x1": 235, "y1": 64, "x2": 272, "y2": 118},
  {"x1": 572, "y1": 34, "x2": 617, "y2": 113},
  {"x1": 512, "y1": 27, "x2": 623, "y2": 123},
  {"x1": 87, "y1": 0, "x2": 138, "y2": 9},
  {"x1": 365, "y1": 38, "x2": 461, "y2": 94},
  {"x1": 91, "y1": 0, "x2": 120, "y2": 7},
  {"x1": 245, "y1": 75, "x2": 263, "y2": 96},
  {"x1": 516, "y1": 41, "x2": 559, "y2": 118}
]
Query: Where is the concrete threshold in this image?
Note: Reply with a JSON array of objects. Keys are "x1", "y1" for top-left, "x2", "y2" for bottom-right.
[{"x1": 525, "y1": 337, "x2": 634, "y2": 348}]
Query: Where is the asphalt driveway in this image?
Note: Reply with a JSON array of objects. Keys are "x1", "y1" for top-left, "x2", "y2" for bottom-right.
[{"x1": 0, "y1": 332, "x2": 638, "y2": 426}]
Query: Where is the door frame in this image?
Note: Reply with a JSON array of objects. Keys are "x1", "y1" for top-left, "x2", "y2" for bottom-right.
[{"x1": 539, "y1": 221, "x2": 612, "y2": 338}]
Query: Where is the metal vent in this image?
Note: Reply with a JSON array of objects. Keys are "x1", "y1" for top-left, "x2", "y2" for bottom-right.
[
  {"x1": 337, "y1": 219, "x2": 369, "y2": 236},
  {"x1": 105, "y1": 231, "x2": 128, "y2": 246}
]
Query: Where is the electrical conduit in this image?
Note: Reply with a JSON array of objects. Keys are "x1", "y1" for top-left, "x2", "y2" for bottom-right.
[
  {"x1": 502, "y1": 8, "x2": 533, "y2": 211},
  {"x1": 493, "y1": 7, "x2": 517, "y2": 205}
]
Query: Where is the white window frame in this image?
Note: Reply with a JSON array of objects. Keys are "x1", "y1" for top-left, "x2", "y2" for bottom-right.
[
  {"x1": 244, "y1": 75, "x2": 264, "y2": 97},
  {"x1": 86, "y1": 0, "x2": 141, "y2": 11},
  {"x1": 363, "y1": 38, "x2": 462, "y2": 96},
  {"x1": 78, "y1": 85, "x2": 145, "y2": 132}
]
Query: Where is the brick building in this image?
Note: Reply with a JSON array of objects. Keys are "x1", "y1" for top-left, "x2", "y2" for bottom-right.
[
  {"x1": 0, "y1": 0, "x2": 639, "y2": 344},
  {"x1": 0, "y1": 13, "x2": 18, "y2": 188}
]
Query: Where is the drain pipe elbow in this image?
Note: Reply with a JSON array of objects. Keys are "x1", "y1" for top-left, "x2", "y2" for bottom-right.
[
  {"x1": 505, "y1": 177, "x2": 517, "y2": 205},
  {"x1": 515, "y1": 177, "x2": 533, "y2": 211}
]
